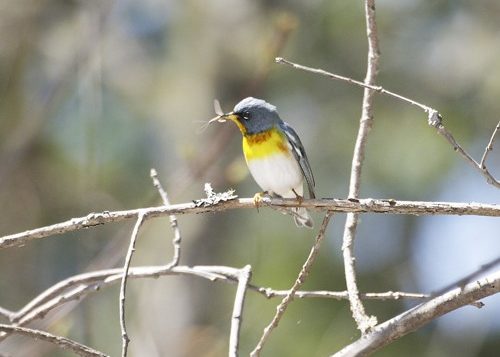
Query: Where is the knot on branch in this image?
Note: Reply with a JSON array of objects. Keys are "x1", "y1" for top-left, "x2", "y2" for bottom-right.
[
  {"x1": 360, "y1": 315, "x2": 378, "y2": 335},
  {"x1": 427, "y1": 110, "x2": 442, "y2": 128}
]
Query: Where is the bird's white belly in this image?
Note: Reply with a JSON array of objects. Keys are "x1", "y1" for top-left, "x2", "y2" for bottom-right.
[{"x1": 246, "y1": 153, "x2": 303, "y2": 198}]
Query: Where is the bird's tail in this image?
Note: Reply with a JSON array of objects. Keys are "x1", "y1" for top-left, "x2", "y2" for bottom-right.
[{"x1": 293, "y1": 207, "x2": 314, "y2": 229}]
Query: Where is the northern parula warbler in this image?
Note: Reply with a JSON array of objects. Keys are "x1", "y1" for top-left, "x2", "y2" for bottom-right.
[{"x1": 210, "y1": 97, "x2": 315, "y2": 228}]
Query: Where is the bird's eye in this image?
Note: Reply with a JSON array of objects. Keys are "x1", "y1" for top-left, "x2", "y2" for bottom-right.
[{"x1": 241, "y1": 112, "x2": 250, "y2": 120}]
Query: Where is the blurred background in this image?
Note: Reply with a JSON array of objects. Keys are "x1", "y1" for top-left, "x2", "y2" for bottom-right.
[{"x1": 1, "y1": 0, "x2": 500, "y2": 356}]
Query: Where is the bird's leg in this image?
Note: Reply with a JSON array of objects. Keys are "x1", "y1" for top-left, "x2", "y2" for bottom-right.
[{"x1": 292, "y1": 189, "x2": 304, "y2": 205}]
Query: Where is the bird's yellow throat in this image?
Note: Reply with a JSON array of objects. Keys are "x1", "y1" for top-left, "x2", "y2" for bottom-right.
[{"x1": 242, "y1": 127, "x2": 290, "y2": 161}]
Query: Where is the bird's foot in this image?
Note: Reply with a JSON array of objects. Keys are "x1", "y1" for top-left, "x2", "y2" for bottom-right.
[
  {"x1": 253, "y1": 191, "x2": 270, "y2": 211},
  {"x1": 292, "y1": 189, "x2": 304, "y2": 205}
]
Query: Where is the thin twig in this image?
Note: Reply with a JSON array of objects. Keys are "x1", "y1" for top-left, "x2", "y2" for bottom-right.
[
  {"x1": 332, "y1": 270, "x2": 500, "y2": 357},
  {"x1": 250, "y1": 213, "x2": 332, "y2": 357},
  {"x1": 0, "y1": 264, "x2": 428, "y2": 341},
  {"x1": 2, "y1": 198, "x2": 500, "y2": 250},
  {"x1": 275, "y1": 57, "x2": 434, "y2": 114},
  {"x1": 257, "y1": 289, "x2": 429, "y2": 301},
  {"x1": 119, "y1": 212, "x2": 146, "y2": 357},
  {"x1": 433, "y1": 121, "x2": 500, "y2": 188},
  {"x1": 10, "y1": 285, "x2": 102, "y2": 329},
  {"x1": 229, "y1": 265, "x2": 252, "y2": 357},
  {"x1": 340, "y1": 0, "x2": 380, "y2": 334},
  {"x1": 480, "y1": 121, "x2": 500, "y2": 168},
  {"x1": 275, "y1": 60, "x2": 500, "y2": 189},
  {"x1": 0, "y1": 324, "x2": 109, "y2": 357},
  {"x1": 150, "y1": 168, "x2": 182, "y2": 267},
  {"x1": 2, "y1": 265, "x2": 237, "y2": 335}
]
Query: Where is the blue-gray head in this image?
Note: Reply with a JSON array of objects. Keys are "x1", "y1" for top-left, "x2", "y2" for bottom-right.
[{"x1": 210, "y1": 97, "x2": 282, "y2": 135}]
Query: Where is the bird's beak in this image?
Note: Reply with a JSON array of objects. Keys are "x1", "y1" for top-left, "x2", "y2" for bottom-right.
[{"x1": 208, "y1": 112, "x2": 239, "y2": 124}]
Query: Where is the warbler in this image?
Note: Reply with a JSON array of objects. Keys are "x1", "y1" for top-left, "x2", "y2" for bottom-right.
[{"x1": 209, "y1": 97, "x2": 315, "y2": 228}]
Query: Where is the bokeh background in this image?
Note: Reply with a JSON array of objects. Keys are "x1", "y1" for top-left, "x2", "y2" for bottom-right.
[{"x1": 1, "y1": 0, "x2": 500, "y2": 356}]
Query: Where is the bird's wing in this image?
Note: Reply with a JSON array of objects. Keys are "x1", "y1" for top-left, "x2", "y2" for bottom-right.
[{"x1": 279, "y1": 122, "x2": 316, "y2": 199}]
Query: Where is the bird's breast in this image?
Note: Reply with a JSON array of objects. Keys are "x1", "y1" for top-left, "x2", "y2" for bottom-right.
[{"x1": 242, "y1": 128, "x2": 303, "y2": 196}]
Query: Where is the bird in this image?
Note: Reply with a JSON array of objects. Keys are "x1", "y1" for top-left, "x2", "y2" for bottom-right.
[{"x1": 209, "y1": 97, "x2": 315, "y2": 228}]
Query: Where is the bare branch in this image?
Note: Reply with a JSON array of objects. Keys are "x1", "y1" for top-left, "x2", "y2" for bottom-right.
[
  {"x1": 340, "y1": 0, "x2": 380, "y2": 334},
  {"x1": 229, "y1": 265, "x2": 252, "y2": 357},
  {"x1": 250, "y1": 213, "x2": 332, "y2": 357},
  {"x1": 258, "y1": 289, "x2": 428, "y2": 301},
  {"x1": 276, "y1": 8, "x2": 500, "y2": 337},
  {"x1": 480, "y1": 121, "x2": 500, "y2": 168},
  {"x1": 275, "y1": 58, "x2": 435, "y2": 114},
  {"x1": 3, "y1": 266, "x2": 238, "y2": 335},
  {"x1": 0, "y1": 264, "x2": 428, "y2": 342},
  {"x1": 10, "y1": 284, "x2": 105, "y2": 329},
  {"x1": 2, "y1": 198, "x2": 500, "y2": 250},
  {"x1": 150, "y1": 169, "x2": 182, "y2": 267},
  {"x1": 0, "y1": 324, "x2": 109, "y2": 357},
  {"x1": 331, "y1": 271, "x2": 500, "y2": 357},
  {"x1": 119, "y1": 212, "x2": 146, "y2": 357},
  {"x1": 432, "y1": 119, "x2": 500, "y2": 188},
  {"x1": 275, "y1": 62, "x2": 500, "y2": 189}
]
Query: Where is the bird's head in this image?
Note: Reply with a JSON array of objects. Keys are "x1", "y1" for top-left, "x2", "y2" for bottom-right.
[{"x1": 209, "y1": 97, "x2": 281, "y2": 135}]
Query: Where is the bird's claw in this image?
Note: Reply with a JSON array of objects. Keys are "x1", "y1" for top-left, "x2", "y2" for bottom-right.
[{"x1": 253, "y1": 191, "x2": 269, "y2": 211}]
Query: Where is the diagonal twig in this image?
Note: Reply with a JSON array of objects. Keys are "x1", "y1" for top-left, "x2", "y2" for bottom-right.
[
  {"x1": 0, "y1": 324, "x2": 109, "y2": 357},
  {"x1": 119, "y1": 212, "x2": 146, "y2": 357},
  {"x1": 229, "y1": 265, "x2": 252, "y2": 357},
  {"x1": 250, "y1": 213, "x2": 333, "y2": 356},
  {"x1": 275, "y1": 57, "x2": 435, "y2": 115},
  {"x1": 275, "y1": 63, "x2": 500, "y2": 189},
  {"x1": 332, "y1": 270, "x2": 500, "y2": 357},
  {"x1": 1, "y1": 265, "x2": 238, "y2": 337},
  {"x1": 431, "y1": 118, "x2": 500, "y2": 188},
  {"x1": 150, "y1": 168, "x2": 182, "y2": 267},
  {"x1": 480, "y1": 121, "x2": 500, "y2": 168}
]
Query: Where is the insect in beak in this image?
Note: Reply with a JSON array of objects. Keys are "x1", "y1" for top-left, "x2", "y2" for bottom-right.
[
  {"x1": 208, "y1": 99, "x2": 238, "y2": 124},
  {"x1": 208, "y1": 114, "x2": 227, "y2": 124}
]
